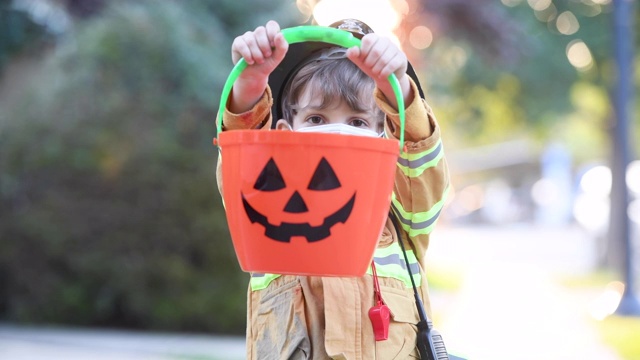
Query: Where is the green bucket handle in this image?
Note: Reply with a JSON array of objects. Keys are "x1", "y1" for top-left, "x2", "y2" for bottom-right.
[{"x1": 216, "y1": 26, "x2": 406, "y2": 151}]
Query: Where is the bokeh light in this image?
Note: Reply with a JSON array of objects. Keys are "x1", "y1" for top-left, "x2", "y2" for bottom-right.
[
  {"x1": 566, "y1": 39, "x2": 594, "y2": 70},
  {"x1": 409, "y1": 25, "x2": 433, "y2": 50},
  {"x1": 580, "y1": 165, "x2": 612, "y2": 196},
  {"x1": 589, "y1": 281, "x2": 625, "y2": 321},
  {"x1": 626, "y1": 160, "x2": 640, "y2": 195},
  {"x1": 531, "y1": 178, "x2": 561, "y2": 206},
  {"x1": 573, "y1": 165, "x2": 611, "y2": 233},
  {"x1": 528, "y1": 0, "x2": 552, "y2": 11},
  {"x1": 556, "y1": 11, "x2": 580, "y2": 35},
  {"x1": 501, "y1": 0, "x2": 524, "y2": 7},
  {"x1": 535, "y1": 3, "x2": 558, "y2": 22}
]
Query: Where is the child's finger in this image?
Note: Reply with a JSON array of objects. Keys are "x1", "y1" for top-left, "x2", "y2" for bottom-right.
[
  {"x1": 369, "y1": 46, "x2": 396, "y2": 78},
  {"x1": 241, "y1": 36, "x2": 263, "y2": 65},
  {"x1": 346, "y1": 46, "x2": 361, "y2": 60},
  {"x1": 232, "y1": 35, "x2": 254, "y2": 65},
  {"x1": 251, "y1": 26, "x2": 271, "y2": 63},
  {"x1": 346, "y1": 46, "x2": 364, "y2": 70},
  {"x1": 379, "y1": 52, "x2": 406, "y2": 79},
  {"x1": 359, "y1": 35, "x2": 384, "y2": 70},
  {"x1": 271, "y1": 32, "x2": 289, "y2": 64},
  {"x1": 265, "y1": 20, "x2": 281, "y2": 49}
]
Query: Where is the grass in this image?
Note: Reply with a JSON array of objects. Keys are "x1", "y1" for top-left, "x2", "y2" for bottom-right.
[
  {"x1": 559, "y1": 269, "x2": 618, "y2": 288},
  {"x1": 560, "y1": 270, "x2": 640, "y2": 360},
  {"x1": 595, "y1": 315, "x2": 640, "y2": 359},
  {"x1": 426, "y1": 264, "x2": 465, "y2": 291}
]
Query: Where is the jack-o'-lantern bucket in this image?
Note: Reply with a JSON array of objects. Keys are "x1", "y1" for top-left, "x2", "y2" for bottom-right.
[{"x1": 214, "y1": 26, "x2": 406, "y2": 276}]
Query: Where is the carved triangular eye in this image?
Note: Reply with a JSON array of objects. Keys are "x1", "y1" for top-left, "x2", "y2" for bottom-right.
[
  {"x1": 254, "y1": 158, "x2": 286, "y2": 191},
  {"x1": 308, "y1": 157, "x2": 341, "y2": 190}
]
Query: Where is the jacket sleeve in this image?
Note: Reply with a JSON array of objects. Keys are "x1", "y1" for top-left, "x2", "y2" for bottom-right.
[
  {"x1": 374, "y1": 79, "x2": 451, "y2": 263},
  {"x1": 215, "y1": 88, "x2": 274, "y2": 196}
]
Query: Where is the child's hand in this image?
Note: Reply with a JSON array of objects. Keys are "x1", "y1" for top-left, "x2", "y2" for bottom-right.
[
  {"x1": 229, "y1": 20, "x2": 289, "y2": 114},
  {"x1": 346, "y1": 34, "x2": 413, "y2": 110}
]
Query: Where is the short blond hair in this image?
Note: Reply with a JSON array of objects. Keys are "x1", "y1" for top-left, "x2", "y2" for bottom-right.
[{"x1": 280, "y1": 48, "x2": 384, "y2": 126}]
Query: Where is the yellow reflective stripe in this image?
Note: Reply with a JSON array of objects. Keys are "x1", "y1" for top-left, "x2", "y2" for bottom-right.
[
  {"x1": 249, "y1": 245, "x2": 421, "y2": 290},
  {"x1": 250, "y1": 273, "x2": 281, "y2": 291},
  {"x1": 366, "y1": 242, "x2": 421, "y2": 288},
  {"x1": 391, "y1": 185, "x2": 450, "y2": 236},
  {"x1": 397, "y1": 139, "x2": 444, "y2": 177}
]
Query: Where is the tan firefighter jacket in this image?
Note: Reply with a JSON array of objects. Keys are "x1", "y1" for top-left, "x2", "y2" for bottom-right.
[{"x1": 216, "y1": 79, "x2": 450, "y2": 359}]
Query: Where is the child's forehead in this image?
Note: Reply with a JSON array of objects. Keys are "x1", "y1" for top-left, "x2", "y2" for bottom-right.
[
  {"x1": 296, "y1": 80, "x2": 371, "y2": 103},
  {"x1": 295, "y1": 86, "x2": 373, "y2": 112},
  {"x1": 296, "y1": 86, "x2": 339, "y2": 106}
]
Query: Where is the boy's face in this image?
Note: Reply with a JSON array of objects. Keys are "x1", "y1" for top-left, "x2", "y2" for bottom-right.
[{"x1": 276, "y1": 86, "x2": 383, "y2": 135}]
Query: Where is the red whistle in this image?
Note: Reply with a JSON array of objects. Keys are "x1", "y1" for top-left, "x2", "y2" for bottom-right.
[{"x1": 369, "y1": 303, "x2": 390, "y2": 341}]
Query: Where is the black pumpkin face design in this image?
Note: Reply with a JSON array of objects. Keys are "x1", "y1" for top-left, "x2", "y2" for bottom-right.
[{"x1": 242, "y1": 157, "x2": 356, "y2": 242}]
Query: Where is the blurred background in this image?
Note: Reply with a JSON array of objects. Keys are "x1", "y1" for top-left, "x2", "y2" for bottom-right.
[{"x1": 0, "y1": 0, "x2": 638, "y2": 359}]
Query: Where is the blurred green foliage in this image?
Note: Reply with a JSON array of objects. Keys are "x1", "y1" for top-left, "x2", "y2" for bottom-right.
[
  {"x1": 422, "y1": 0, "x2": 639, "y2": 165},
  {"x1": 0, "y1": 0, "x2": 300, "y2": 334},
  {"x1": 0, "y1": 0, "x2": 638, "y2": 335},
  {"x1": 0, "y1": 0, "x2": 49, "y2": 70}
]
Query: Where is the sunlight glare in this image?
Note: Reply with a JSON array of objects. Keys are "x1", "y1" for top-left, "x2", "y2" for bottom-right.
[
  {"x1": 312, "y1": 0, "x2": 401, "y2": 40},
  {"x1": 296, "y1": 0, "x2": 315, "y2": 18}
]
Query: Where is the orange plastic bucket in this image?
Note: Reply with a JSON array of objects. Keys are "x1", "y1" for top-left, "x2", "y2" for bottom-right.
[
  {"x1": 215, "y1": 26, "x2": 405, "y2": 276},
  {"x1": 218, "y1": 130, "x2": 398, "y2": 276}
]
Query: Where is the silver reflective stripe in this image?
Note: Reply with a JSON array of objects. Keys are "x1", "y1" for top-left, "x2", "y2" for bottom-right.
[
  {"x1": 367, "y1": 242, "x2": 421, "y2": 288},
  {"x1": 391, "y1": 201, "x2": 441, "y2": 234},
  {"x1": 374, "y1": 252, "x2": 421, "y2": 276},
  {"x1": 390, "y1": 185, "x2": 450, "y2": 237},
  {"x1": 397, "y1": 139, "x2": 444, "y2": 177},
  {"x1": 397, "y1": 141, "x2": 442, "y2": 169}
]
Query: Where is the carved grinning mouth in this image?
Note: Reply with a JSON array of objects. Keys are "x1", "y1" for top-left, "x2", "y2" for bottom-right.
[{"x1": 242, "y1": 193, "x2": 356, "y2": 242}]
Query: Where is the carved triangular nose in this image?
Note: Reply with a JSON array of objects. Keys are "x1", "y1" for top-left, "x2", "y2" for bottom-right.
[{"x1": 284, "y1": 191, "x2": 308, "y2": 213}]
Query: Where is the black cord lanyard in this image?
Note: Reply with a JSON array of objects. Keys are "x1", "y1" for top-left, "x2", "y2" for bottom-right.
[{"x1": 388, "y1": 209, "x2": 449, "y2": 360}]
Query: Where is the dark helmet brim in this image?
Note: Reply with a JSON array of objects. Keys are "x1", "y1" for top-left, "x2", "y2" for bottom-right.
[{"x1": 268, "y1": 19, "x2": 425, "y2": 125}]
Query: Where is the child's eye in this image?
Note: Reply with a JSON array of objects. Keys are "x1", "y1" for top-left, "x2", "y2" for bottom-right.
[
  {"x1": 306, "y1": 115, "x2": 325, "y2": 125},
  {"x1": 349, "y1": 119, "x2": 368, "y2": 128}
]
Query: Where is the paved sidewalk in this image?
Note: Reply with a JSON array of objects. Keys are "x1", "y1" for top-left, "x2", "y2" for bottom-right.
[
  {"x1": 0, "y1": 325, "x2": 245, "y2": 360},
  {"x1": 427, "y1": 224, "x2": 624, "y2": 360}
]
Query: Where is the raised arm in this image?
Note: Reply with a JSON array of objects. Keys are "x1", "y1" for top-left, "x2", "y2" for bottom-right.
[{"x1": 229, "y1": 20, "x2": 288, "y2": 114}]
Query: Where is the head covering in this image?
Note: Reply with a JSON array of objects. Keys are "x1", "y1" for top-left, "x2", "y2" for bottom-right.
[{"x1": 268, "y1": 19, "x2": 425, "y2": 125}]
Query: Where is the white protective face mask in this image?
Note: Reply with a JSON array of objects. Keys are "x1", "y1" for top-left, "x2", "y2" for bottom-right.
[{"x1": 295, "y1": 123, "x2": 383, "y2": 138}]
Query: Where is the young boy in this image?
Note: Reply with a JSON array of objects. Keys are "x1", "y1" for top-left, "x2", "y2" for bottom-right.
[{"x1": 217, "y1": 19, "x2": 450, "y2": 359}]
